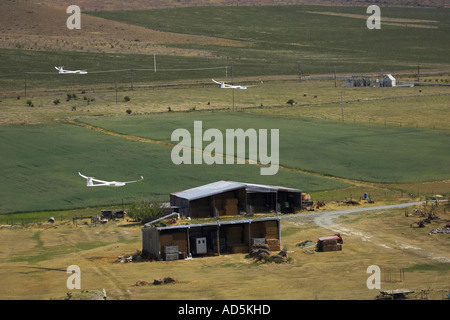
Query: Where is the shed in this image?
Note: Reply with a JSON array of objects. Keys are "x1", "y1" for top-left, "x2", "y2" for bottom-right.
[
  {"x1": 316, "y1": 234, "x2": 343, "y2": 252},
  {"x1": 245, "y1": 183, "x2": 302, "y2": 214},
  {"x1": 383, "y1": 74, "x2": 396, "y2": 87},
  {"x1": 142, "y1": 217, "x2": 281, "y2": 260},
  {"x1": 170, "y1": 181, "x2": 247, "y2": 218},
  {"x1": 170, "y1": 180, "x2": 303, "y2": 218}
]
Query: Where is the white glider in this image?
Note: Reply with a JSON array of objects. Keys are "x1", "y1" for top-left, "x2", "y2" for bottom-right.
[
  {"x1": 55, "y1": 66, "x2": 88, "y2": 74},
  {"x1": 79, "y1": 172, "x2": 143, "y2": 187},
  {"x1": 212, "y1": 79, "x2": 255, "y2": 90}
]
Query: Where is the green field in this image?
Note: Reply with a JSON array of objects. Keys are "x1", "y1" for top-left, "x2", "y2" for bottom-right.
[
  {"x1": 0, "y1": 120, "x2": 350, "y2": 214},
  {"x1": 1, "y1": 5, "x2": 449, "y2": 92},
  {"x1": 81, "y1": 112, "x2": 450, "y2": 183},
  {"x1": 88, "y1": 5, "x2": 450, "y2": 74}
]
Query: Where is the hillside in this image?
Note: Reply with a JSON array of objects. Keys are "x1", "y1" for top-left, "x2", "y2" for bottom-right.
[
  {"x1": 28, "y1": 0, "x2": 449, "y2": 11},
  {"x1": 0, "y1": 0, "x2": 244, "y2": 56}
]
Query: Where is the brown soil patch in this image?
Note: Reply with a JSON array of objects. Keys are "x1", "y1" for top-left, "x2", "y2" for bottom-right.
[{"x1": 0, "y1": 1, "x2": 246, "y2": 56}]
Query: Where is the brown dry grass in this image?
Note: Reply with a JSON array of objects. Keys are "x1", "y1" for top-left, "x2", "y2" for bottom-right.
[
  {"x1": 306, "y1": 11, "x2": 439, "y2": 29},
  {"x1": 27, "y1": 0, "x2": 450, "y2": 11},
  {"x1": 0, "y1": 205, "x2": 448, "y2": 300},
  {"x1": 0, "y1": 1, "x2": 246, "y2": 57}
]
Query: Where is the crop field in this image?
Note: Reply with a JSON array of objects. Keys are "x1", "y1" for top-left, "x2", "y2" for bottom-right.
[
  {"x1": 80, "y1": 111, "x2": 450, "y2": 183},
  {"x1": 1, "y1": 5, "x2": 450, "y2": 91},
  {"x1": 0, "y1": 2, "x2": 448, "y2": 302},
  {"x1": 0, "y1": 120, "x2": 351, "y2": 214}
]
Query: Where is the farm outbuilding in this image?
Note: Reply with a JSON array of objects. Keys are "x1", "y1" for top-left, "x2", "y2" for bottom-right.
[
  {"x1": 142, "y1": 217, "x2": 281, "y2": 260},
  {"x1": 170, "y1": 180, "x2": 248, "y2": 218},
  {"x1": 170, "y1": 181, "x2": 303, "y2": 218},
  {"x1": 383, "y1": 74, "x2": 396, "y2": 87},
  {"x1": 245, "y1": 183, "x2": 303, "y2": 214}
]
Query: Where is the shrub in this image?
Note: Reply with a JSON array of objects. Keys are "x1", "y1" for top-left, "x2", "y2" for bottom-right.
[
  {"x1": 126, "y1": 108, "x2": 132, "y2": 114},
  {"x1": 53, "y1": 99, "x2": 60, "y2": 105},
  {"x1": 127, "y1": 199, "x2": 167, "y2": 224},
  {"x1": 124, "y1": 96, "x2": 131, "y2": 102}
]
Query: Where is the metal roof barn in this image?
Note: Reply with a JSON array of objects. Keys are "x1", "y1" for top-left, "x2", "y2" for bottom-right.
[
  {"x1": 170, "y1": 181, "x2": 248, "y2": 218},
  {"x1": 170, "y1": 181, "x2": 303, "y2": 218},
  {"x1": 142, "y1": 216, "x2": 281, "y2": 260}
]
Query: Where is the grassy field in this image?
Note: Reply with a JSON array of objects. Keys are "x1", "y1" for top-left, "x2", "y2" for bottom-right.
[
  {"x1": 0, "y1": 3, "x2": 448, "y2": 301},
  {"x1": 2, "y1": 77, "x2": 449, "y2": 129},
  {"x1": 0, "y1": 204, "x2": 448, "y2": 300},
  {"x1": 80, "y1": 111, "x2": 450, "y2": 183},
  {"x1": 88, "y1": 5, "x2": 450, "y2": 74},
  {"x1": 0, "y1": 120, "x2": 350, "y2": 214},
  {"x1": 1, "y1": 5, "x2": 449, "y2": 92}
]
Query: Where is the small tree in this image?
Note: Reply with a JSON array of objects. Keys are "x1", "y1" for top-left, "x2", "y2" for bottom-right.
[
  {"x1": 127, "y1": 199, "x2": 167, "y2": 224},
  {"x1": 286, "y1": 99, "x2": 295, "y2": 106}
]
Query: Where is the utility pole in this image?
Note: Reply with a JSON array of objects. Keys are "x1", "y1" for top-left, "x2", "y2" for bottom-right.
[
  {"x1": 115, "y1": 83, "x2": 118, "y2": 104},
  {"x1": 341, "y1": 92, "x2": 344, "y2": 122},
  {"x1": 417, "y1": 63, "x2": 420, "y2": 82},
  {"x1": 154, "y1": 54, "x2": 157, "y2": 73},
  {"x1": 231, "y1": 61, "x2": 235, "y2": 111},
  {"x1": 24, "y1": 72, "x2": 28, "y2": 97},
  {"x1": 334, "y1": 66, "x2": 337, "y2": 87},
  {"x1": 297, "y1": 61, "x2": 302, "y2": 82},
  {"x1": 225, "y1": 56, "x2": 228, "y2": 78}
]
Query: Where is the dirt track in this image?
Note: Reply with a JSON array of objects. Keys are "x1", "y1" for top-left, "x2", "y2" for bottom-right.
[{"x1": 283, "y1": 200, "x2": 450, "y2": 263}]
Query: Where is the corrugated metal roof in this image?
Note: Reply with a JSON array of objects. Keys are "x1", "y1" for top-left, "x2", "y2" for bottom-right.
[
  {"x1": 147, "y1": 216, "x2": 280, "y2": 231},
  {"x1": 170, "y1": 180, "x2": 247, "y2": 201},
  {"x1": 244, "y1": 182, "x2": 302, "y2": 193}
]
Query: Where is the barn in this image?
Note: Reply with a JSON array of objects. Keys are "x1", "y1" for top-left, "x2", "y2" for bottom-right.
[
  {"x1": 170, "y1": 180, "x2": 303, "y2": 218},
  {"x1": 142, "y1": 217, "x2": 281, "y2": 260},
  {"x1": 245, "y1": 183, "x2": 302, "y2": 214},
  {"x1": 170, "y1": 180, "x2": 248, "y2": 218}
]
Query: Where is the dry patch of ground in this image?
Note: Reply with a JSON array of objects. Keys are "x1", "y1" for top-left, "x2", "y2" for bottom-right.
[
  {"x1": 0, "y1": 1, "x2": 246, "y2": 57},
  {"x1": 306, "y1": 11, "x2": 439, "y2": 29},
  {"x1": 0, "y1": 205, "x2": 448, "y2": 300}
]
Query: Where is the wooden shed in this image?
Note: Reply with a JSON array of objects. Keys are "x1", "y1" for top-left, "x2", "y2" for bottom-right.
[
  {"x1": 316, "y1": 234, "x2": 343, "y2": 252},
  {"x1": 142, "y1": 217, "x2": 281, "y2": 260}
]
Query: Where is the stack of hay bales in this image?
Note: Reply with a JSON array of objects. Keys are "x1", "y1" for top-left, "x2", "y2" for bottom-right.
[
  {"x1": 264, "y1": 220, "x2": 280, "y2": 251},
  {"x1": 225, "y1": 225, "x2": 247, "y2": 253},
  {"x1": 224, "y1": 198, "x2": 239, "y2": 215}
]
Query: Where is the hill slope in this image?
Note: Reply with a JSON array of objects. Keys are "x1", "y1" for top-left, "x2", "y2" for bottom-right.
[
  {"x1": 28, "y1": 0, "x2": 449, "y2": 11},
  {"x1": 0, "y1": 0, "x2": 244, "y2": 56}
]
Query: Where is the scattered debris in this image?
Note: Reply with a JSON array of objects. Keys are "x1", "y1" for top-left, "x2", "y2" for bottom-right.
[
  {"x1": 117, "y1": 250, "x2": 157, "y2": 263},
  {"x1": 153, "y1": 277, "x2": 178, "y2": 285},
  {"x1": 343, "y1": 199, "x2": 359, "y2": 206},
  {"x1": 429, "y1": 227, "x2": 450, "y2": 234},
  {"x1": 296, "y1": 240, "x2": 316, "y2": 248},
  {"x1": 55, "y1": 289, "x2": 107, "y2": 300},
  {"x1": 377, "y1": 289, "x2": 414, "y2": 300}
]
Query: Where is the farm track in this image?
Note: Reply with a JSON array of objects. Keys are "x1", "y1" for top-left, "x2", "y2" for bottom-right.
[
  {"x1": 66, "y1": 118, "x2": 381, "y2": 190},
  {"x1": 283, "y1": 200, "x2": 450, "y2": 263}
]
